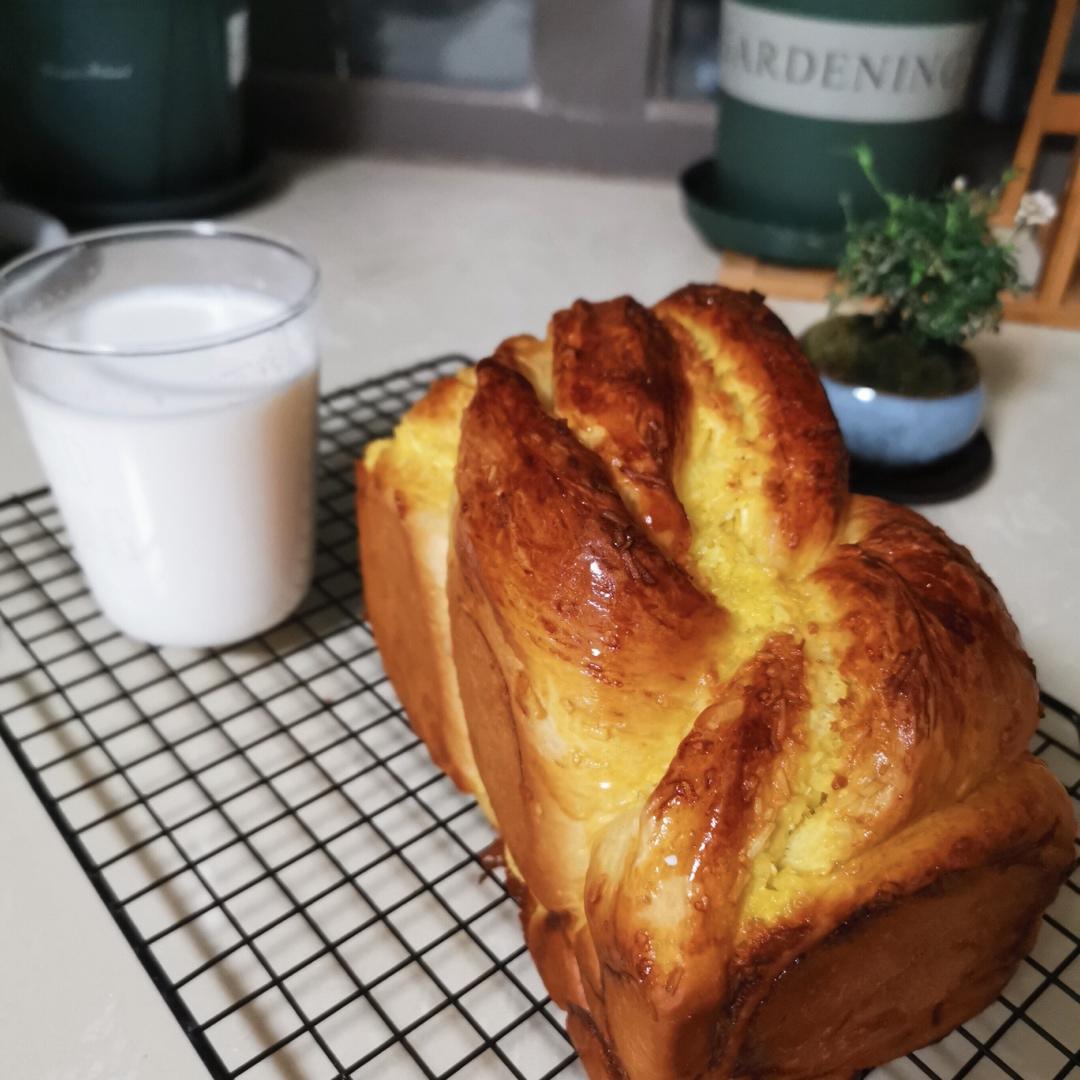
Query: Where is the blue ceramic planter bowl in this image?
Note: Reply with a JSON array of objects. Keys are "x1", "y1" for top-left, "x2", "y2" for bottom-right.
[{"x1": 820, "y1": 375, "x2": 985, "y2": 467}]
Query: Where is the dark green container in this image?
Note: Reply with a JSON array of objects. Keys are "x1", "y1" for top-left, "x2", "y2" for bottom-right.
[
  {"x1": 707, "y1": 0, "x2": 994, "y2": 262},
  {"x1": 0, "y1": 0, "x2": 251, "y2": 222}
]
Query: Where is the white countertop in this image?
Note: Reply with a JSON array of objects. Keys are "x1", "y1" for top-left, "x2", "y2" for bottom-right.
[{"x1": 0, "y1": 153, "x2": 1077, "y2": 1080}]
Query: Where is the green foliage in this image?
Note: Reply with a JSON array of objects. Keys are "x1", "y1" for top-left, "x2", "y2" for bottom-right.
[{"x1": 833, "y1": 146, "x2": 1020, "y2": 347}]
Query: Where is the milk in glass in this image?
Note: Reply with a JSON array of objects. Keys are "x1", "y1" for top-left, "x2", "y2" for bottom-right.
[{"x1": 11, "y1": 284, "x2": 318, "y2": 647}]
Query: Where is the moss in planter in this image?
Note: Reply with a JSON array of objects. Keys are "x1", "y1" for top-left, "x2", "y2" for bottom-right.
[{"x1": 801, "y1": 314, "x2": 979, "y2": 398}]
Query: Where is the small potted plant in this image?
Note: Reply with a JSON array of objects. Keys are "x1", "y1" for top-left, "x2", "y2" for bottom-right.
[{"x1": 800, "y1": 146, "x2": 1056, "y2": 468}]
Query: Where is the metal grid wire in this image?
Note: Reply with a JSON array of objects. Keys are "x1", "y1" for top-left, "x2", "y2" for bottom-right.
[{"x1": 0, "y1": 355, "x2": 1076, "y2": 1080}]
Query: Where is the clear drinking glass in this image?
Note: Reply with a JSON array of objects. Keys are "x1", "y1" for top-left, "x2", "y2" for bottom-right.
[{"x1": 0, "y1": 223, "x2": 320, "y2": 648}]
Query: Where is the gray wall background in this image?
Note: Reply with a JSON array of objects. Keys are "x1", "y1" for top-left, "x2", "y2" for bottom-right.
[{"x1": 249, "y1": 0, "x2": 715, "y2": 176}]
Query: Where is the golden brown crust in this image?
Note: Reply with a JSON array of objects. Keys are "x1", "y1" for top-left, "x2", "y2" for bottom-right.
[
  {"x1": 552, "y1": 297, "x2": 691, "y2": 560},
  {"x1": 456, "y1": 360, "x2": 722, "y2": 677},
  {"x1": 656, "y1": 285, "x2": 848, "y2": 568},
  {"x1": 355, "y1": 285, "x2": 1073, "y2": 1080},
  {"x1": 733, "y1": 760, "x2": 1073, "y2": 1079},
  {"x1": 356, "y1": 374, "x2": 492, "y2": 815},
  {"x1": 582, "y1": 637, "x2": 815, "y2": 1080},
  {"x1": 356, "y1": 458, "x2": 477, "y2": 795},
  {"x1": 451, "y1": 358, "x2": 726, "y2": 912}
]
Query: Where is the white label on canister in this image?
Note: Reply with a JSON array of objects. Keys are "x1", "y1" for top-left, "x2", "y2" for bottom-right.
[
  {"x1": 718, "y1": 1, "x2": 984, "y2": 123},
  {"x1": 226, "y1": 9, "x2": 250, "y2": 89}
]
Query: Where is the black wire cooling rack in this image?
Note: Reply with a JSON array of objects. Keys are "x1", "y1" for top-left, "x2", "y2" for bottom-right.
[{"x1": 0, "y1": 355, "x2": 1076, "y2": 1080}]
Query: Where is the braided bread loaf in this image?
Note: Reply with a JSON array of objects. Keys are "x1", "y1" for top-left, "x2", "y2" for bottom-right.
[{"x1": 357, "y1": 286, "x2": 1072, "y2": 1080}]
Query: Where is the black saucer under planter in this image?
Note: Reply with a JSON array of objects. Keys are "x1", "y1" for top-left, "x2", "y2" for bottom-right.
[
  {"x1": 681, "y1": 159, "x2": 844, "y2": 267},
  {"x1": 849, "y1": 431, "x2": 992, "y2": 504},
  {"x1": 801, "y1": 315, "x2": 985, "y2": 468}
]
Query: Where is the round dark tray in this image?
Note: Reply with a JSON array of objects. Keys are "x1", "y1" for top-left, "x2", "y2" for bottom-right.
[
  {"x1": 849, "y1": 430, "x2": 993, "y2": 504},
  {"x1": 680, "y1": 158, "x2": 845, "y2": 267},
  {"x1": 32, "y1": 152, "x2": 273, "y2": 227}
]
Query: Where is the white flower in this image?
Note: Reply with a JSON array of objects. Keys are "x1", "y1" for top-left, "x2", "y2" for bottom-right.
[
  {"x1": 1015, "y1": 190, "x2": 1058, "y2": 228},
  {"x1": 952, "y1": 176, "x2": 968, "y2": 192}
]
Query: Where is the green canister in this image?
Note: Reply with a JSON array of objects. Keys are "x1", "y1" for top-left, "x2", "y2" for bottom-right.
[
  {"x1": 703, "y1": 0, "x2": 992, "y2": 263},
  {"x1": 0, "y1": 0, "x2": 251, "y2": 223}
]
